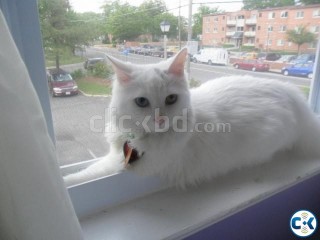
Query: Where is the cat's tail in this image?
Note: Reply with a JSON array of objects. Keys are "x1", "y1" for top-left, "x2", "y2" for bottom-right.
[{"x1": 63, "y1": 151, "x2": 125, "y2": 187}]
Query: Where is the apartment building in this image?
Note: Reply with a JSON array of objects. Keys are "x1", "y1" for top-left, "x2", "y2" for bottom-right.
[{"x1": 202, "y1": 4, "x2": 320, "y2": 53}]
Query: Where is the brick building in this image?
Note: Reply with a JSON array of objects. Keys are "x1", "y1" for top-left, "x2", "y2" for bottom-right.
[{"x1": 202, "y1": 4, "x2": 320, "y2": 53}]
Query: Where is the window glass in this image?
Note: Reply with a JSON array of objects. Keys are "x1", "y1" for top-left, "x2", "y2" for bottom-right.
[{"x1": 36, "y1": 0, "x2": 315, "y2": 175}]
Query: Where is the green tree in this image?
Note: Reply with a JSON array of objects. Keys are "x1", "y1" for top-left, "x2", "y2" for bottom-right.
[
  {"x1": 103, "y1": 1, "x2": 143, "y2": 42},
  {"x1": 38, "y1": 0, "x2": 102, "y2": 69},
  {"x1": 66, "y1": 11, "x2": 103, "y2": 54},
  {"x1": 38, "y1": 0, "x2": 71, "y2": 69},
  {"x1": 286, "y1": 26, "x2": 316, "y2": 54},
  {"x1": 139, "y1": 0, "x2": 167, "y2": 41},
  {"x1": 243, "y1": 0, "x2": 295, "y2": 10},
  {"x1": 298, "y1": 0, "x2": 320, "y2": 4},
  {"x1": 192, "y1": 6, "x2": 221, "y2": 40}
]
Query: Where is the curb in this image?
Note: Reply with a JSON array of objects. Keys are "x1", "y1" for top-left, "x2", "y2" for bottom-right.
[{"x1": 79, "y1": 90, "x2": 111, "y2": 98}]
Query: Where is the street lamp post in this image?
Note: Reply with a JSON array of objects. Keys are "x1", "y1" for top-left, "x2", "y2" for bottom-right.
[{"x1": 160, "y1": 20, "x2": 170, "y2": 60}]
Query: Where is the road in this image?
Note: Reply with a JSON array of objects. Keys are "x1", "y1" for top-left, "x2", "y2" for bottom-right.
[
  {"x1": 54, "y1": 47, "x2": 311, "y2": 166},
  {"x1": 84, "y1": 46, "x2": 311, "y2": 87}
]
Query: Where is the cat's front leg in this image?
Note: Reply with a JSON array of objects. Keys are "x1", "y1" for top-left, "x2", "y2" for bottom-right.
[{"x1": 63, "y1": 148, "x2": 125, "y2": 187}]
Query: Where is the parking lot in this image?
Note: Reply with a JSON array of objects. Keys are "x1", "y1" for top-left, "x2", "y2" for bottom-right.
[{"x1": 51, "y1": 94, "x2": 110, "y2": 166}]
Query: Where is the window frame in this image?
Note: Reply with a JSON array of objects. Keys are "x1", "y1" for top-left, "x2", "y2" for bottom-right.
[
  {"x1": 268, "y1": 12, "x2": 275, "y2": 19},
  {"x1": 277, "y1": 39, "x2": 285, "y2": 46},
  {"x1": 313, "y1": 9, "x2": 320, "y2": 17},
  {"x1": 296, "y1": 11, "x2": 304, "y2": 19},
  {"x1": 3, "y1": 0, "x2": 320, "y2": 238},
  {"x1": 279, "y1": 25, "x2": 287, "y2": 32},
  {"x1": 280, "y1": 11, "x2": 288, "y2": 18}
]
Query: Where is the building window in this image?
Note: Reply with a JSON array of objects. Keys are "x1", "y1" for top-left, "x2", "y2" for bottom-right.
[
  {"x1": 251, "y1": 14, "x2": 257, "y2": 19},
  {"x1": 280, "y1": 11, "x2": 288, "y2": 18},
  {"x1": 213, "y1": 27, "x2": 218, "y2": 32},
  {"x1": 313, "y1": 9, "x2": 320, "y2": 17},
  {"x1": 309, "y1": 41, "x2": 317, "y2": 48},
  {"x1": 266, "y1": 39, "x2": 272, "y2": 46},
  {"x1": 268, "y1": 26, "x2": 273, "y2": 32},
  {"x1": 277, "y1": 39, "x2": 285, "y2": 46},
  {"x1": 279, "y1": 25, "x2": 287, "y2": 32},
  {"x1": 311, "y1": 26, "x2": 320, "y2": 33},
  {"x1": 214, "y1": 16, "x2": 219, "y2": 22},
  {"x1": 238, "y1": 15, "x2": 245, "y2": 19},
  {"x1": 294, "y1": 26, "x2": 302, "y2": 33},
  {"x1": 205, "y1": 28, "x2": 210, "y2": 33},
  {"x1": 296, "y1": 11, "x2": 304, "y2": 18},
  {"x1": 268, "y1": 12, "x2": 275, "y2": 19},
  {"x1": 237, "y1": 26, "x2": 244, "y2": 31}
]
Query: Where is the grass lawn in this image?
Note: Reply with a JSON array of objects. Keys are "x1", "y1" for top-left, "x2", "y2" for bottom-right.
[
  {"x1": 300, "y1": 86, "x2": 310, "y2": 98},
  {"x1": 76, "y1": 77, "x2": 112, "y2": 96},
  {"x1": 45, "y1": 52, "x2": 85, "y2": 67}
]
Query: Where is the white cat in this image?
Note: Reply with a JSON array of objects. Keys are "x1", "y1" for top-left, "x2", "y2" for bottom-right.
[{"x1": 64, "y1": 48, "x2": 320, "y2": 187}]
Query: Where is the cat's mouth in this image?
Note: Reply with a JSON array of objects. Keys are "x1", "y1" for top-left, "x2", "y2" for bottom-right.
[{"x1": 123, "y1": 141, "x2": 143, "y2": 167}]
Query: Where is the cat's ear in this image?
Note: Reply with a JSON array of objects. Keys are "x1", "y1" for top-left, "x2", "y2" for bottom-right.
[
  {"x1": 167, "y1": 48, "x2": 188, "y2": 77},
  {"x1": 106, "y1": 55, "x2": 133, "y2": 84}
]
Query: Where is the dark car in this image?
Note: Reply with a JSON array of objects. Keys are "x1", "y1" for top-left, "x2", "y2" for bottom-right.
[
  {"x1": 289, "y1": 54, "x2": 315, "y2": 65},
  {"x1": 150, "y1": 47, "x2": 164, "y2": 57},
  {"x1": 281, "y1": 62, "x2": 314, "y2": 79},
  {"x1": 233, "y1": 59, "x2": 269, "y2": 72},
  {"x1": 84, "y1": 58, "x2": 105, "y2": 70},
  {"x1": 47, "y1": 69, "x2": 78, "y2": 97},
  {"x1": 257, "y1": 52, "x2": 281, "y2": 61}
]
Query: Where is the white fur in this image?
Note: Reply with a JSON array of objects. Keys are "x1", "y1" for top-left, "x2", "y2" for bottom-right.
[{"x1": 64, "y1": 49, "x2": 320, "y2": 187}]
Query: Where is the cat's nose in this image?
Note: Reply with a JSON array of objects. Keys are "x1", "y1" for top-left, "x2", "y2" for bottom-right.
[{"x1": 154, "y1": 116, "x2": 166, "y2": 126}]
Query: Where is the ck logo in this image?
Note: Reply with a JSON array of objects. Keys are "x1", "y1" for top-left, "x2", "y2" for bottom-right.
[{"x1": 290, "y1": 210, "x2": 317, "y2": 237}]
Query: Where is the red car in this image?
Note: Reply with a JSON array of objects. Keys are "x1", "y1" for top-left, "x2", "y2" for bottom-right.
[
  {"x1": 47, "y1": 69, "x2": 78, "y2": 97},
  {"x1": 233, "y1": 60, "x2": 269, "y2": 72}
]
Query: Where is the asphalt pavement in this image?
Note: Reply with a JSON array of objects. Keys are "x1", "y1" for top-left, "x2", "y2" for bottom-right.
[{"x1": 51, "y1": 94, "x2": 110, "y2": 165}]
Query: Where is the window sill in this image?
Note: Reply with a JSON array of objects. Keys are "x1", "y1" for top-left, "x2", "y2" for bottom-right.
[{"x1": 68, "y1": 157, "x2": 320, "y2": 239}]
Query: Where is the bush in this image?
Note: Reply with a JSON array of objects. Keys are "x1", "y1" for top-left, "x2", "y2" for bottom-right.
[
  {"x1": 240, "y1": 46, "x2": 256, "y2": 52},
  {"x1": 89, "y1": 62, "x2": 113, "y2": 78},
  {"x1": 223, "y1": 44, "x2": 235, "y2": 48},
  {"x1": 189, "y1": 78, "x2": 201, "y2": 88},
  {"x1": 71, "y1": 69, "x2": 85, "y2": 80}
]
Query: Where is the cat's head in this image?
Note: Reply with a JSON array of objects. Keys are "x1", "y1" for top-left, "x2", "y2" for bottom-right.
[{"x1": 107, "y1": 48, "x2": 191, "y2": 139}]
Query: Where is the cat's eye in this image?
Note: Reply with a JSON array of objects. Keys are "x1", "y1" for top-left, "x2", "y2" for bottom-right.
[
  {"x1": 135, "y1": 97, "x2": 149, "y2": 108},
  {"x1": 165, "y1": 94, "x2": 178, "y2": 105}
]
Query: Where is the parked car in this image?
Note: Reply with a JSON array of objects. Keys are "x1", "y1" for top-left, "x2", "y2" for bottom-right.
[
  {"x1": 243, "y1": 52, "x2": 258, "y2": 59},
  {"x1": 289, "y1": 54, "x2": 315, "y2": 64},
  {"x1": 151, "y1": 47, "x2": 164, "y2": 57},
  {"x1": 257, "y1": 52, "x2": 281, "y2": 61},
  {"x1": 47, "y1": 69, "x2": 78, "y2": 97},
  {"x1": 276, "y1": 55, "x2": 297, "y2": 63},
  {"x1": 192, "y1": 48, "x2": 229, "y2": 65},
  {"x1": 233, "y1": 59, "x2": 270, "y2": 72},
  {"x1": 160, "y1": 50, "x2": 174, "y2": 58},
  {"x1": 84, "y1": 58, "x2": 105, "y2": 70},
  {"x1": 281, "y1": 62, "x2": 314, "y2": 79}
]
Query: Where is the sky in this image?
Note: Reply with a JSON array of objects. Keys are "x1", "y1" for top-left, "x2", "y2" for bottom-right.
[{"x1": 69, "y1": 0, "x2": 244, "y2": 17}]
